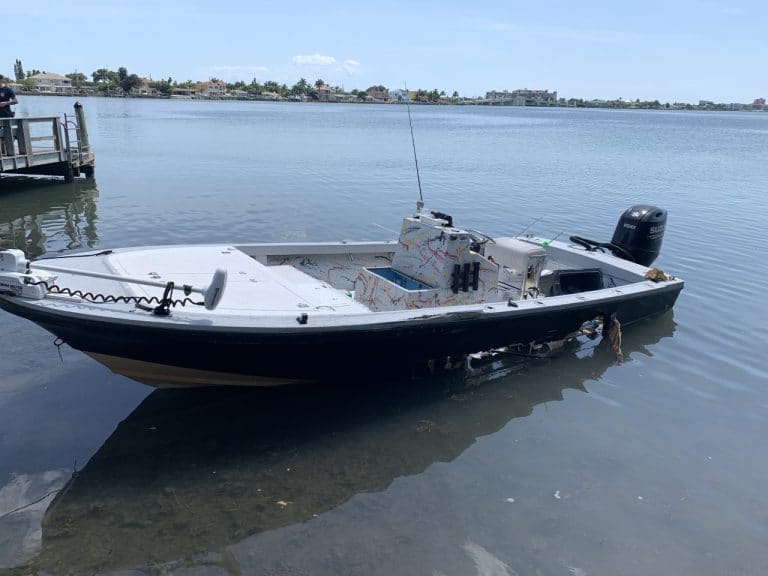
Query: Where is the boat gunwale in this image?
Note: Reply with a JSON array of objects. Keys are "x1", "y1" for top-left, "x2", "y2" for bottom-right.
[{"x1": 0, "y1": 278, "x2": 684, "y2": 335}]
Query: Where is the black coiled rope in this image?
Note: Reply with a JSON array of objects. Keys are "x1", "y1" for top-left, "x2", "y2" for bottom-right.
[{"x1": 26, "y1": 279, "x2": 204, "y2": 315}]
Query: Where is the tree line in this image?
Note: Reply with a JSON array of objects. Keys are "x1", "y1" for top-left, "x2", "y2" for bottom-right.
[{"x1": 9, "y1": 59, "x2": 461, "y2": 101}]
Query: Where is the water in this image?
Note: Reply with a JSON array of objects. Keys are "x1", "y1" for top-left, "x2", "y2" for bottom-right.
[{"x1": 1, "y1": 97, "x2": 767, "y2": 575}]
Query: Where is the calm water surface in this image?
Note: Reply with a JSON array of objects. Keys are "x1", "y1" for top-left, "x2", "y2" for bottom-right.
[{"x1": 1, "y1": 97, "x2": 767, "y2": 575}]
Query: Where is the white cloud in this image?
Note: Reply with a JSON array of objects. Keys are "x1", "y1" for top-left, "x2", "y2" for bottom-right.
[
  {"x1": 342, "y1": 59, "x2": 361, "y2": 75},
  {"x1": 290, "y1": 54, "x2": 361, "y2": 80},
  {"x1": 292, "y1": 54, "x2": 337, "y2": 66}
]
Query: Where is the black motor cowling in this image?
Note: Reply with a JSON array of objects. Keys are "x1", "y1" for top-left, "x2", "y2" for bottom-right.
[{"x1": 610, "y1": 205, "x2": 667, "y2": 266}]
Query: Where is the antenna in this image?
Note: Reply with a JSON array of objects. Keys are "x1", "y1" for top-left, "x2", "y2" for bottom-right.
[
  {"x1": 404, "y1": 83, "x2": 424, "y2": 207},
  {"x1": 517, "y1": 217, "x2": 543, "y2": 236}
]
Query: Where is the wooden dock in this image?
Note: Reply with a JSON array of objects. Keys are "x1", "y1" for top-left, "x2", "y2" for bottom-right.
[{"x1": 0, "y1": 103, "x2": 94, "y2": 182}]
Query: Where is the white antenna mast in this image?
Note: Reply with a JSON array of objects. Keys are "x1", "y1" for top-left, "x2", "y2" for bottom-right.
[{"x1": 404, "y1": 83, "x2": 424, "y2": 210}]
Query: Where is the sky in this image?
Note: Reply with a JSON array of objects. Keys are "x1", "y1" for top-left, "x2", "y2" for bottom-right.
[{"x1": 5, "y1": 0, "x2": 766, "y2": 102}]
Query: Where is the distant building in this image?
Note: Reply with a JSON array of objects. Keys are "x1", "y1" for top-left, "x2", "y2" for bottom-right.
[
  {"x1": 316, "y1": 85, "x2": 336, "y2": 102},
  {"x1": 197, "y1": 81, "x2": 226, "y2": 99},
  {"x1": 486, "y1": 90, "x2": 510, "y2": 100},
  {"x1": 171, "y1": 87, "x2": 197, "y2": 99},
  {"x1": 258, "y1": 91, "x2": 282, "y2": 101},
  {"x1": 132, "y1": 78, "x2": 158, "y2": 97},
  {"x1": 485, "y1": 89, "x2": 557, "y2": 106},
  {"x1": 389, "y1": 88, "x2": 407, "y2": 102},
  {"x1": 753, "y1": 97, "x2": 766, "y2": 110},
  {"x1": 366, "y1": 87, "x2": 388, "y2": 102},
  {"x1": 28, "y1": 72, "x2": 73, "y2": 94}
]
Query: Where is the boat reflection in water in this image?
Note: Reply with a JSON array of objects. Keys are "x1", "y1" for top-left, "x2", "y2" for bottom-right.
[
  {"x1": 27, "y1": 315, "x2": 675, "y2": 574},
  {"x1": 0, "y1": 178, "x2": 99, "y2": 259}
]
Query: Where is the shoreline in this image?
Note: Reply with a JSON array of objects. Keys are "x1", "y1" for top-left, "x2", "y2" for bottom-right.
[{"x1": 15, "y1": 92, "x2": 768, "y2": 112}]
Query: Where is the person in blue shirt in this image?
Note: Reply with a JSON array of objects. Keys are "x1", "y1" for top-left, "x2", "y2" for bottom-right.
[{"x1": 0, "y1": 75, "x2": 18, "y2": 118}]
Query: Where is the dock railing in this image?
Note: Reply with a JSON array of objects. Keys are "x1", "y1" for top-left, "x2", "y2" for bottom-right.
[{"x1": 0, "y1": 104, "x2": 94, "y2": 181}]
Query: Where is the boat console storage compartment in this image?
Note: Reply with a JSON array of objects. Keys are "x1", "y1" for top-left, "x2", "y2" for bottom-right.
[
  {"x1": 539, "y1": 268, "x2": 604, "y2": 296},
  {"x1": 354, "y1": 209, "x2": 499, "y2": 311},
  {"x1": 365, "y1": 267, "x2": 432, "y2": 290},
  {"x1": 485, "y1": 238, "x2": 546, "y2": 299}
]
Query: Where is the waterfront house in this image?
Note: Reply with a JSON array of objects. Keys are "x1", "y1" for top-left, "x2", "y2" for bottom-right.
[
  {"x1": 131, "y1": 78, "x2": 158, "y2": 97},
  {"x1": 485, "y1": 89, "x2": 557, "y2": 106},
  {"x1": 258, "y1": 91, "x2": 282, "y2": 101},
  {"x1": 316, "y1": 85, "x2": 336, "y2": 102},
  {"x1": 389, "y1": 88, "x2": 407, "y2": 102},
  {"x1": 28, "y1": 72, "x2": 73, "y2": 95},
  {"x1": 366, "y1": 87, "x2": 388, "y2": 102},
  {"x1": 171, "y1": 87, "x2": 197, "y2": 99},
  {"x1": 337, "y1": 93, "x2": 360, "y2": 103},
  {"x1": 197, "y1": 81, "x2": 226, "y2": 99}
]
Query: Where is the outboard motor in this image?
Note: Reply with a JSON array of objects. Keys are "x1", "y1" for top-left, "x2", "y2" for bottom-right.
[
  {"x1": 569, "y1": 204, "x2": 667, "y2": 267},
  {"x1": 610, "y1": 205, "x2": 667, "y2": 266}
]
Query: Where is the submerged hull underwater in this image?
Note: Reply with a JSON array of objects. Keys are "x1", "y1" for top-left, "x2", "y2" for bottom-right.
[{"x1": 27, "y1": 319, "x2": 677, "y2": 575}]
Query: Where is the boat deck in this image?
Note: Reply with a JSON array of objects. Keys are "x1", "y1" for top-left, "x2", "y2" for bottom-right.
[
  {"x1": 108, "y1": 245, "x2": 371, "y2": 314},
  {"x1": 28, "y1": 237, "x2": 660, "y2": 323}
]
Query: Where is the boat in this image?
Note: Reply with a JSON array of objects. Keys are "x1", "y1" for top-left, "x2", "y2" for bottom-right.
[{"x1": 0, "y1": 203, "x2": 683, "y2": 387}]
